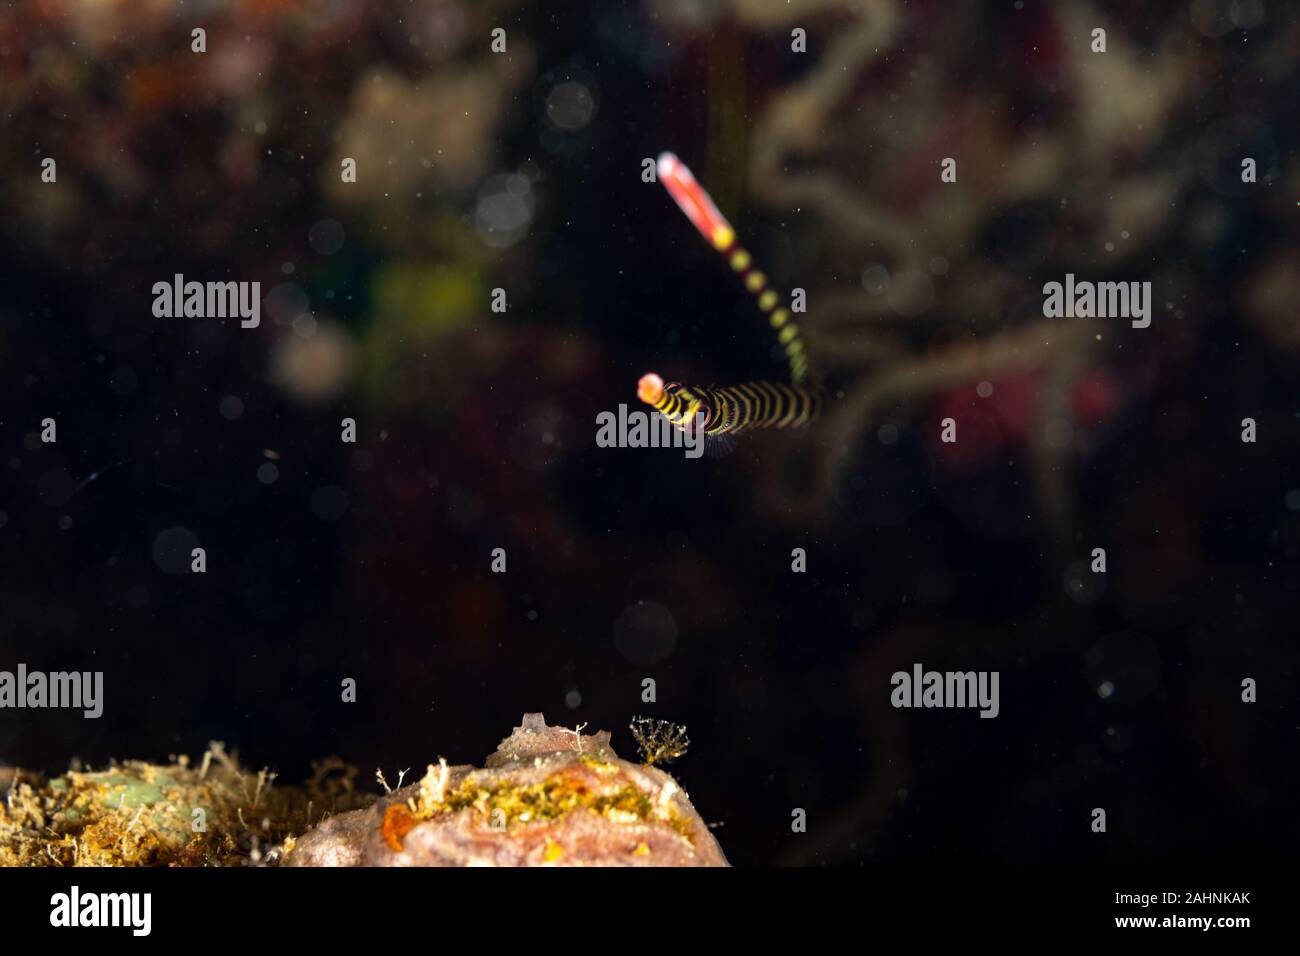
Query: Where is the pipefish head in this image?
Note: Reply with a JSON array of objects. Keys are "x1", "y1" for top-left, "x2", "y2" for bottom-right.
[{"x1": 638, "y1": 374, "x2": 707, "y2": 429}]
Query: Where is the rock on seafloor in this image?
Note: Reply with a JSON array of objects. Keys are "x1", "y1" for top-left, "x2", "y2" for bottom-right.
[{"x1": 285, "y1": 714, "x2": 728, "y2": 866}]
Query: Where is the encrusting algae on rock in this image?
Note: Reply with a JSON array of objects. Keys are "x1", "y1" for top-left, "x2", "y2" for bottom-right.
[
  {"x1": 0, "y1": 745, "x2": 369, "y2": 867},
  {"x1": 286, "y1": 713, "x2": 728, "y2": 866},
  {"x1": 1, "y1": 715, "x2": 727, "y2": 867}
]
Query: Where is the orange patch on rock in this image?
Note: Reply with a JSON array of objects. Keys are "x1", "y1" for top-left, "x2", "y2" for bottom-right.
[{"x1": 381, "y1": 804, "x2": 417, "y2": 852}]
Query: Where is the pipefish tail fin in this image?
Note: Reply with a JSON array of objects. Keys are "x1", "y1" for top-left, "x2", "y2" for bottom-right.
[
  {"x1": 656, "y1": 152, "x2": 818, "y2": 387},
  {"x1": 656, "y1": 152, "x2": 735, "y2": 252}
]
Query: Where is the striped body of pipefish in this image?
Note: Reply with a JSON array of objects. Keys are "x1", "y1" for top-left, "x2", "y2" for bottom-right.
[{"x1": 638, "y1": 152, "x2": 824, "y2": 442}]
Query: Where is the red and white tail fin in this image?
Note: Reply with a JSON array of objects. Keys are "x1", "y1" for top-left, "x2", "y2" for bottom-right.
[{"x1": 656, "y1": 152, "x2": 736, "y2": 252}]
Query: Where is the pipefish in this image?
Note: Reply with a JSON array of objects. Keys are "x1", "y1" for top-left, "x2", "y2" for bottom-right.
[{"x1": 638, "y1": 153, "x2": 824, "y2": 445}]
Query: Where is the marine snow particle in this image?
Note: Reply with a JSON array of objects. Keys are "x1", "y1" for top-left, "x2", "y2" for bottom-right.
[
  {"x1": 219, "y1": 395, "x2": 245, "y2": 420},
  {"x1": 152, "y1": 527, "x2": 199, "y2": 575},
  {"x1": 109, "y1": 367, "x2": 138, "y2": 395},
  {"x1": 613, "y1": 600, "x2": 677, "y2": 665},
  {"x1": 545, "y1": 80, "x2": 596, "y2": 131},
  {"x1": 309, "y1": 219, "x2": 346, "y2": 256},
  {"x1": 310, "y1": 485, "x2": 349, "y2": 522}
]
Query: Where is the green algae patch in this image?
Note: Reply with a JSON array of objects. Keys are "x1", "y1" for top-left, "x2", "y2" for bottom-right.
[{"x1": 427, "y1": 763, "x2": 685, "y2": 835}]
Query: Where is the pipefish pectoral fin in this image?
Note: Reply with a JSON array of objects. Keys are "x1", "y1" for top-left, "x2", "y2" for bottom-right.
[{"x1": 702, "y1": 432, "x2": 736, "y2": 459}]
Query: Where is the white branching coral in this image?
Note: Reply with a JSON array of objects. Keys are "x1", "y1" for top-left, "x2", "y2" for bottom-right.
[{"x1": 415, "y1": 758, "x2": 451, "y2": 814}]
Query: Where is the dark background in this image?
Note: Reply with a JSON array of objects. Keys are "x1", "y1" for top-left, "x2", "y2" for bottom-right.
[{"x1": 2, "y1": 0, "x2": 1298, "y2": 865}]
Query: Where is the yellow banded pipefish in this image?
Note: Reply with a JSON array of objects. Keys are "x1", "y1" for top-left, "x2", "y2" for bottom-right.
[{"x1": 638, "y1": 153, "x2": 825, "y2": 439}]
